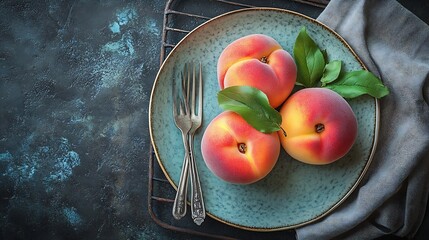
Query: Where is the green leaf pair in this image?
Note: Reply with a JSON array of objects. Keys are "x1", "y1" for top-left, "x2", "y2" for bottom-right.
[
  {"x1": 217, "y1": 86, "x2": 284, "y2": 135},
  {"x1": 293, "y1": 27, "x2": 389, "y2": 99}
]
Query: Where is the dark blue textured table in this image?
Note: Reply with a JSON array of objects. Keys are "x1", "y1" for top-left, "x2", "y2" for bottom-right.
[{"x1": 0, "y1": 1, "x2": 427, "y2": 239}]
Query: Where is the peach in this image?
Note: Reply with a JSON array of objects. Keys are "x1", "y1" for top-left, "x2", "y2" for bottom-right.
[
  {"x1": 201, "y1": 111, "x2": 280, "y2": 184},
  {"x1": 278, "y1": 88, "x2": 358, "y2": 165},
  {"x1": 217, "y1": 34, "x2": 296, "y2": 108}
]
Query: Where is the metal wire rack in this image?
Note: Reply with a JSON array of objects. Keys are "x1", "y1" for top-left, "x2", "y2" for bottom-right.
[{"x1": 148, "y1": 0, "x2": 328, "y2": 239}]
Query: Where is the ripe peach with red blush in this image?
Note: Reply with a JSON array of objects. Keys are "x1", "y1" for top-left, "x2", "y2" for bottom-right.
[
  {"x1": 201, "y1": 111, "x2": 280, "y2": 184},
  {"x1": 278, "y1": 88, "x2": 358, "y2": 165},
  {"x1": 217, "y1": 34, "x2": 296, "y2": 108}
]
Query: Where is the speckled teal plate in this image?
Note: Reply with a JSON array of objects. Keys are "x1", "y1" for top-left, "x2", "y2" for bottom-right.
[{"x1": 149, "y1": 8, "x2": 379, "y2": 231}]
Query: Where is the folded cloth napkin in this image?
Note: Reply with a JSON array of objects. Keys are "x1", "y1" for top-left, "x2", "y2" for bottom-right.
[{"x1": 296, "y1": 0, "x2": 429, "y2": 239}]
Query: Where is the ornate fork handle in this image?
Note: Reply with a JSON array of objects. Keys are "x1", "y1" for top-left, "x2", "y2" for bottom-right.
[
  {"x1": 188, "y1": 134, "x2": 205, "y2": 225},
  {"x1": 172, "y1": 131, "x2": 190, "y2": 219}
]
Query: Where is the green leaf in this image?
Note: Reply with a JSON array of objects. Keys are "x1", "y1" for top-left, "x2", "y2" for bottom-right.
[
  {"x1": 324, "y1": 70, "x2": 390, "y2": 98},
  {"x1": 217, "y1": 86, "x2": 282, "y2": 134},
  {"x1": 321, "y1": 60, "x2": 342, "y2": 85},
  {"x1": 293, "y1": 27, "x2": 326, "y2": 87}
]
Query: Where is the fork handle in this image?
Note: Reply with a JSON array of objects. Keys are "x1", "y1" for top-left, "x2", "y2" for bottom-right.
[
  {"x1": 189, "y1": 135, "x2": 206, "y2": 225},
  {"x1": 172, "y1": 133, "x2": 190, "y2": 220}
]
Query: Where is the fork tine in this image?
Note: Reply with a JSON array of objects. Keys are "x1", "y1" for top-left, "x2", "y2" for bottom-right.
[
  {"x1": 179, "y1": 99, "x2": 185, "y2": 116},
  {"x1": 181, "y1": 64, "x2": 190, "y2": 114},
  {"x1": 186, "y1": 63, "x2": 191, "y2": 114},
  {"x1": 191, "y1": 62, "x2": 196, "y2": 116},
  {"x1": 198, "y1": 62, "x2": 203, "y2": 117},
  {"x1": 173, "y1": 98, "x2": 178, "y2": 116}
]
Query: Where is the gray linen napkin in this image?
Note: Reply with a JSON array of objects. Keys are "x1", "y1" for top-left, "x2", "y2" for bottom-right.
[{"x1": 296, "y1": 0, "x2": 429, "y2": 239}]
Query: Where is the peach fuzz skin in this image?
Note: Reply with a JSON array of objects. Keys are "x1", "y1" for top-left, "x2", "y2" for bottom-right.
[
  {"x1": 217, "y1": 34, "x2": 296, "y2": 108},
  {"x1": 201, "y1": 111, "x2": 280, "y2": 184},
  {"x1": 278, "y1": 88, "x2": 358, "y2": 165}
]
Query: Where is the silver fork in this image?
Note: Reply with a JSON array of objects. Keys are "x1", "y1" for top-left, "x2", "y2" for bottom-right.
[
  {"x1": 172, "y1": 67, "x2": 192, "y2": 220},
  {"x1": 172, "y1": 63, "x2": 205, "y2": 225},
  {"x1": 186, "y1": 62, "x2": 205, "y2": 225}
]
